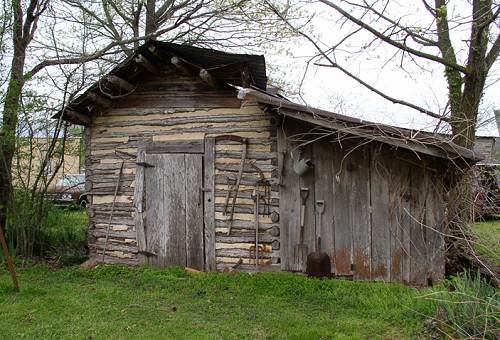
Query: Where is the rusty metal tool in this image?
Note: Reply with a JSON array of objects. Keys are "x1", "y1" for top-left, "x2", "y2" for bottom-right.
[
  {"x1": 227, "y1": 138, "x2": 247, "y2": 235},
  {"x1": 102, "y1": 150, "x2": 126, "y2": 262},
  {"x1": 294, "y1": 187, "x2": 309, "y2": 271},
  {"x1": 305, "y1": 200, "x2": 331, "y2": 278},
  {"x1": 315, "y1": 200, "x2": 325, "y2": 248},
  {"x1": 252, "y1": 184, "x2": 262, "y2": 271},
  {"x1": 223, "y1": 176, "x2": 236, "y2": 215}
]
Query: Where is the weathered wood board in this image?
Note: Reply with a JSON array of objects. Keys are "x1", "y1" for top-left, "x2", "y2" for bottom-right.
[{"x1": 277, "y1": 119, "x2": 447, "y2": 283}]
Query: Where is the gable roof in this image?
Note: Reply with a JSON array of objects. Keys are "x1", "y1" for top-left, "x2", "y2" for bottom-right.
[
  {"x1": 237, "y1": 87, "x2": 481, "y2": 163},
  {"x1": 56, "y1": 40, "x2": 266, "y2": 124}
]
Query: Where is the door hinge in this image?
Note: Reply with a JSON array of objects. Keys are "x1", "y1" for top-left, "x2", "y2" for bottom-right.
[{"x1": 136, "y1": 162, "x2": 155, "y2": 168}]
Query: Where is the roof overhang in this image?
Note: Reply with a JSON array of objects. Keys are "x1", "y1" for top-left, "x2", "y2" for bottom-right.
[{"x1": 237, "y1": 87, "x2": 482, "y2": 164}]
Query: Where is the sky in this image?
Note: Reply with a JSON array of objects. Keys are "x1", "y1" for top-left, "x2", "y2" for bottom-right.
[{"x1": 266, "y1": 0, "x2": 500, "y2": 137}]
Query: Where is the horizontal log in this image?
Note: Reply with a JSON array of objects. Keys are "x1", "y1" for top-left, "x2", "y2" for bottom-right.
[
  {"x1": 115, "y1": 93, "x2": 240, "y2": 109},
  {"x1": 107, "y1": 75, "x2": 135, "y2": 92},
  {"x1": 216, "y1": 248, "x2": 276, "y2": 259},
  {"x1": 215, "y1": 234, "x2": 277, "y2": 244},
  {"x1": 97, "y1": 114, "x2": 272, "y2": 128},
  {"x1": 100, "y1": 105, "x2": 261, "y2": 117},
  {"x1": 215, "y1": 219, "x2": 276, "y2": 229}
]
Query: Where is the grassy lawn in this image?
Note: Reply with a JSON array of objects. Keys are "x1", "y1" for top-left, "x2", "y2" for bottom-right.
[
  {"x1": 0, "y1": 265, "x2": 435, "y2": 339},
  {"x1": 473, "y1": 219, "x2": 500, "y2": 265}
]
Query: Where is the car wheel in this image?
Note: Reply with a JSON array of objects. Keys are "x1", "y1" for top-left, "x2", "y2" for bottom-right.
[{"x1": 79, "y1": 196, "x2": 89, "y2": 208}]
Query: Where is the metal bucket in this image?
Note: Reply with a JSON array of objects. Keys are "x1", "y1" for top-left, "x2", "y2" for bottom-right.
[{"x1": 293, "y1": 158, "x2": 313, "y2": 176}]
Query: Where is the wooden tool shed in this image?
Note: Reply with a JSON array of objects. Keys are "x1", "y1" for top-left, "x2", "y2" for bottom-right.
[{"x1": 58, "y1": 41, "x2": 479, "y2": 286}]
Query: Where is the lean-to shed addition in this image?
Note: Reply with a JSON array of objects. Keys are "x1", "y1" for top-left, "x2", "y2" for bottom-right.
[{"x1": 59, "y1": 41, "x2": 479, "y2": 286}]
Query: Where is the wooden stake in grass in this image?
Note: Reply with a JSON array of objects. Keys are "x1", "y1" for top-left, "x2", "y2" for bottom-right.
[{"x1": 0, "y1": 223, "x2": 19, "y2": 292}]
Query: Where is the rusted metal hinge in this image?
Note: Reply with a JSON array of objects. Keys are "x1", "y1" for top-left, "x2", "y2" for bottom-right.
[
  {"x1": 136, "y1": 162, "x2": 155, "y2": 168},
  {"x1": 138, "y1": 250, "x2": 157, "y2": 257}
]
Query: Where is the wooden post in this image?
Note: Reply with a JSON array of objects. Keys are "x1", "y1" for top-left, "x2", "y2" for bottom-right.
[
  {"x1": 0, "y1": 223, "x2": 19, "y2": 292},
  {"x1": 87, "y1": 92, "x2": 112, "y2": 108},
  {"x1": 134, "y1": 54, "x2": 159, "y2": 73},
  {"x1": 199, "y1": 69, "x2": 217, "y2": 88},
  {"x1": 171, "y1": 56, "x2": 191, "y2": 75},
  {"x1": 64, "y1": 109, "x2": 90, "y2": 125},
  {"x1": 106, "y1": 75, "x2": 135, "y2": 92}
]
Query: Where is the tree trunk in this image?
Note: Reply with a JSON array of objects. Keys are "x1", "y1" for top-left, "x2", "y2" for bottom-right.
[
  {"x1": 445, "y1": 0, "x2": 491, "y2": 276},
  {"x1": 0, "y1": 9, "x2": 27, "y2": 235}
]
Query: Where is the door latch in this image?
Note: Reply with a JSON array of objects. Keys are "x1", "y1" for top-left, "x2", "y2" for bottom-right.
[{"x1": 198, "y1": 187, "x2": 212, "y2": 206}]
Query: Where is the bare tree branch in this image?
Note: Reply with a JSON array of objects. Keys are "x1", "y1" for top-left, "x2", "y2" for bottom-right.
[
  {"x1": 318, "y1": 0, "x2": 468, "y2": 74},
  {"x1": 315, "y1": 62, "x2": 449, "y2": 122}
]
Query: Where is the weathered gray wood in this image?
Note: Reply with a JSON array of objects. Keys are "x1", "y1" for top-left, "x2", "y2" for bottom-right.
[
  {"x1": 164, "y1": 154, "x2": 187, "y2": 266},
  {"x1": 299, "y1": 144, "x2": 316, "y2": 272},
  {"x1": 388, "y1": 157, "x2": 411, "y2": 283},
  {"x1": 275, "y1": 107, "x2": 461, "y2": 161},
  {"x1": 313, "y1": 141, "x2": 335, "y2": 272},
  {"x1": 135, "y1": 54, "x2": 159, "y2": 73},
  {"x1": 185, "y1": 154, "x2": 204, "y2": 270},
  {"x1": 171, "y1": 56, "x2": 192, "y2": 75},
  {"x1": 101, "y1": 114, "x2": 271, "y2": 128},
  {"x1": 115, "y1": 93, "x2": 241, "y2": 109},
  {"x1": 145, "y1": 154, "x2": 166, "y2": 265},
  {"x1": 204, "y1": 138, "x2": 216, "y2": 271},
  {"x1": 370, "y1": 145, "x2": 391, "y2": 281},
  {"x1": 64, "y1": 110, "x2": 90, "y2": 125},
  {"x1": 107, "y1": 75, "x2": 135, "y2": 92},
  {"x1": 424, "y1": 172, "x2": 445, "y2": 284},
  {"x1": 134, "y1": 149, "x2": 147, "y2": 264},
  {"x1": 278, "y1": 125, "x2": 299, "y2": 271},
  {"x1": 88, "y1": 92, "x2": 112, "y2": 108},
  {"x1": 146, "y1": 140, "x2": 204, "y2": 154},
  {"x1": 409, "y1": 166, "x2": 428, "y2": 286},
  {"x1": 333, "y1": 142, "x2": 353, "y2": 276}
]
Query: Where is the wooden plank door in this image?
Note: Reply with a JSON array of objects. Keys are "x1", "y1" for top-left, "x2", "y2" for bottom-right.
[{"x1": 145, "y1": 153, "x2": 204, "y2": 269}]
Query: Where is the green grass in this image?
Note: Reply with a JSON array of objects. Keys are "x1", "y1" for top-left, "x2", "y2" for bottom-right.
[
  {"x1": 40, "y1": 208, "x2": 88, "y2": 265},
  {"x1": 473, "y1": 219, "x2": 500, "y2": 265},
  {"x1": 0, "y1": 265, "x2": 436, "y2": 339}
]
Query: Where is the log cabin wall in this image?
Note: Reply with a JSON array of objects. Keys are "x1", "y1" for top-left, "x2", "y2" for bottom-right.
[
  {"x1": 278, "y1": 119, "x2": 447, "y2": 285},
  {"x1": 85, "y1": 69, "x2": 280, "y2": 269}
]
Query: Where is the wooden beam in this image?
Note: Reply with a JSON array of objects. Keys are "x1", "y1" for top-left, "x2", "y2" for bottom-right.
[
  {"x1": 148, "y1": 45, "x2": 162, "y2": 59},
  {"x1": 87, "y1": 92, "x2": 112, "y2": 109},
  {"x1": 171, "y1": 56, "x2": 191, "y2": 75},
  {"x1": 278, "y1": 107, "x2": 451, "y2": 160},
  {"x1": 134, "y1": 54, "x2": 159, "y2": 73},
  {"x1": 64, "y1": 109, "x2": 91, "y2": 125},
  {"x1": 199, "y1": 68, "x2": 217, "y2": 88},
  {"x1": 240, "y1": 63, "x2": 251, "y2": 87},
  {"x1": 106, "y1": 75, "x2": 135, "y2": 92}
]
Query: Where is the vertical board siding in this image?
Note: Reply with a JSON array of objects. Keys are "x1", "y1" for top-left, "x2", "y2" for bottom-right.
[
  {"x1": 279, "y1": 120, "x2": 446, "y2": 283},
  {"x1": 185, "y1": 154, "x2": 204, "y2": 270},
  {"x1": 312, "y1": 142, "x2": 335, "y2": 272},
  {"x1": 88, "y1": 71, "x2": 279, "y2": 268}
]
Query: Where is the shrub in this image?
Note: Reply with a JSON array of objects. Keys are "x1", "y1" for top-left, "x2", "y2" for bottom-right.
[
  {"x1": 3, "y1": 189, "x2": 88, "y2": 265},
  {"x1": 426, "y1": 271, "x2": 499, "y2": 339}
]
